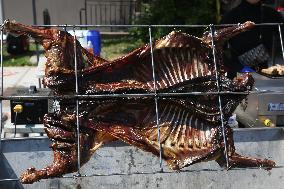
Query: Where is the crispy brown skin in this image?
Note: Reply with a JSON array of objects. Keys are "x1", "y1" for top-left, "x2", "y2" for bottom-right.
[{"x1": 4, "y1": 20, "x2": 275, "y2": 184}]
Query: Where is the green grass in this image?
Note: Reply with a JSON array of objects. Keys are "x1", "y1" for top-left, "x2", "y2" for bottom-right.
[
  {"x1": 2, "y1": 37, "x2": 143, "y2": 66},
  {"x1": 101, "y1": 37, "x2": 143, "y2": 60},
  {"x1": 3, "y1": 43, "x2": 43, "y2": 67}
]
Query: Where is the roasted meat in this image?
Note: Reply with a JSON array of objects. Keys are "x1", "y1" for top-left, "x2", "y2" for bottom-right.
[
  {"x1": 261, "y1": 64, "x2": 284, "y2": 76},
  {"x1": 4, "y1": 20, "x2": 275, "y2": 184}
]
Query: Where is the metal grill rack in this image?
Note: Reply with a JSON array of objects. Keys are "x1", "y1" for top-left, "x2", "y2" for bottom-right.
[{"x1": 0, "y1": 22, "x2": 284, "y2": 185}]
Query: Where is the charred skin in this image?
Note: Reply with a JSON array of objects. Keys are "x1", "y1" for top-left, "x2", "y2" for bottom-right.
[
  {"x1": 20, "y1": 111, "x2": 117, "y2": 184},
  {"x1": 3, "y1": 20, "x2": 254, "y2": 94},
  {"x1": 4, "y1": 20, "x2": 275, "y2": 184},
  {"x1": 21, "y1": 95, "x2": 275, "y2": 184}
]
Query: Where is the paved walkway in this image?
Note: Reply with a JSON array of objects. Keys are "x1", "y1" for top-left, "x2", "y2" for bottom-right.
[{"x1": 2, "y1": 67, "x2": 40, "y2": 90}]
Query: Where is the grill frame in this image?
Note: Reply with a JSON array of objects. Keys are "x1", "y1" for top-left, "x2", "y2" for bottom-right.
[{"x1": 0, "y1": 22, "x2": 283, "y2": 183}]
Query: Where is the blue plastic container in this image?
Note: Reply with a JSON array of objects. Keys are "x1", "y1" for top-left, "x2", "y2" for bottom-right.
[
  {"x1": 86, "y1": 30, "x2": 101, "y2": 56},
  {"x1": 240, "y1": 66, "x2": 255, "y2": 73}
]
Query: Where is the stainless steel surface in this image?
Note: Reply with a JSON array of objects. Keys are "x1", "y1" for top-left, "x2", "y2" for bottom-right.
[
  {"x1": 236, "y1": 72, "x2": 284, "y2": 127},
  {"x1": 258, "y1": 94, "x2": 284, "y2": 115}
]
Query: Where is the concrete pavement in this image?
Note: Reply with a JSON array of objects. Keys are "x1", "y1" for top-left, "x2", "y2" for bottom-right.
[{"x1": 2, "y1": 66, "x2": 40, "y2": 90}]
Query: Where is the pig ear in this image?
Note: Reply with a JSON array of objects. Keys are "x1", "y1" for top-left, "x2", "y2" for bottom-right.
[
  {"x1": 201, "y1": 21, "x2": 255, "y2": 47},
  {"x1": 3, "y1": 19, "x2": 51, "y2": 42}
]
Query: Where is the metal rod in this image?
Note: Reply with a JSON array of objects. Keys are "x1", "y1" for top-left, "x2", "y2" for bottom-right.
[
  {"x1": 75, "y1": 99, "x2": 81, "y2": 176},
  {"x1": 1, "y1": 27, "x2": 3, "y2": 97},
  {"x1": 109, "y1": 3, "x2": 112, "y2": 25},
  {"x1": 100, "y1": 3, "x2": 102, "y2": 25},
  {"x1": 73, "y1": 26, "x2": 81, "y2": 176},
  {"x1": 0, "y1": 21, "x2": 282, "y2": 182},
  {"x1": 278, "y1": 24, "x2": 284, "y2": 61},
  {"x1": 31, "y1": 22, "x2": 284, "y2": 28},
  {"x1": 104, "y1": 4, "x2": 107, "y2": 25},
  {"x1": 14, "y1": 113, "x2": 17, "y2": 137},
  {"x1": 94, "y1": 5, "x2": 98, "y2": 25},
  {"x1": 129, "y1": 2, "x2": 132, "y2": 24},
  {"x1": 0, "y1": 27, "x2": 3, "y2": 149},
  {"x1": 271, "y1": 34, "x2": 276, "y2": 66},
  {"x1": 85, "y1": 0, "x2": 87, "y2": 25},
  {"x1": 123, "y1": 5, "x2": 126, "y2": 25},
  {"x1": 0, "y1": 126, "x2": 277, "y2": 143},
  {"x1": 90, "y1": 5, "x2": 93, "y2": 25},
  {"x1": 32, "y1": 0, "x2": 40, "y2": 64},
  {"x1": 210, "y1": 25, "x2": 229, "y2": 168},
  {"x1": 114, "y1": 3, "x2": 118, "y2": 27},
  {"x1": 0, "y1": 179, "x2": 20, "y2": 182},
  {"x1": 1, "y1": 125, "x2": 282, "y2": 141},
  {"x1": 0, "y1": 90, "x2": 282, "y2": 101},
  {"x1": 32, "y1": 0, "x2": 37, "y2": 25},
  {"x1": 0, "y1": 101, "x2": 2, "y2": 144},
  {"x1": 79, "y1": 8, "x2": 83, "y2": 25},
  {"x1": 149, "y1": 26, "x2": 163, "y2": 172}
]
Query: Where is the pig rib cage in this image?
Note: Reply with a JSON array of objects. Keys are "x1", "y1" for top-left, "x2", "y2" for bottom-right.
[{"x1": 0, "y1": 22, "x2": 283, "y2": 183}]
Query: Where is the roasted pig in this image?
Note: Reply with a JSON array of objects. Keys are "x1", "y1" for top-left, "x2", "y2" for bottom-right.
[{"x1": 4, "y1": 20, "x2": 275, "y2": 184}]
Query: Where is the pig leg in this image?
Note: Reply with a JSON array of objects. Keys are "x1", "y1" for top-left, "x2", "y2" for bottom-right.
[
  {"x1": 215, "y1": 127, "x2": 275, "y2": 170},
  {"x1": 20, "y1": 117, "x2": 116, "y2": 184}
]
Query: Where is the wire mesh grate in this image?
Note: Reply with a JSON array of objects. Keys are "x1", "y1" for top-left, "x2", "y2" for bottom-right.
[{"x1": 0, "y1": 22, "x2": 283, "y2": 183}]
